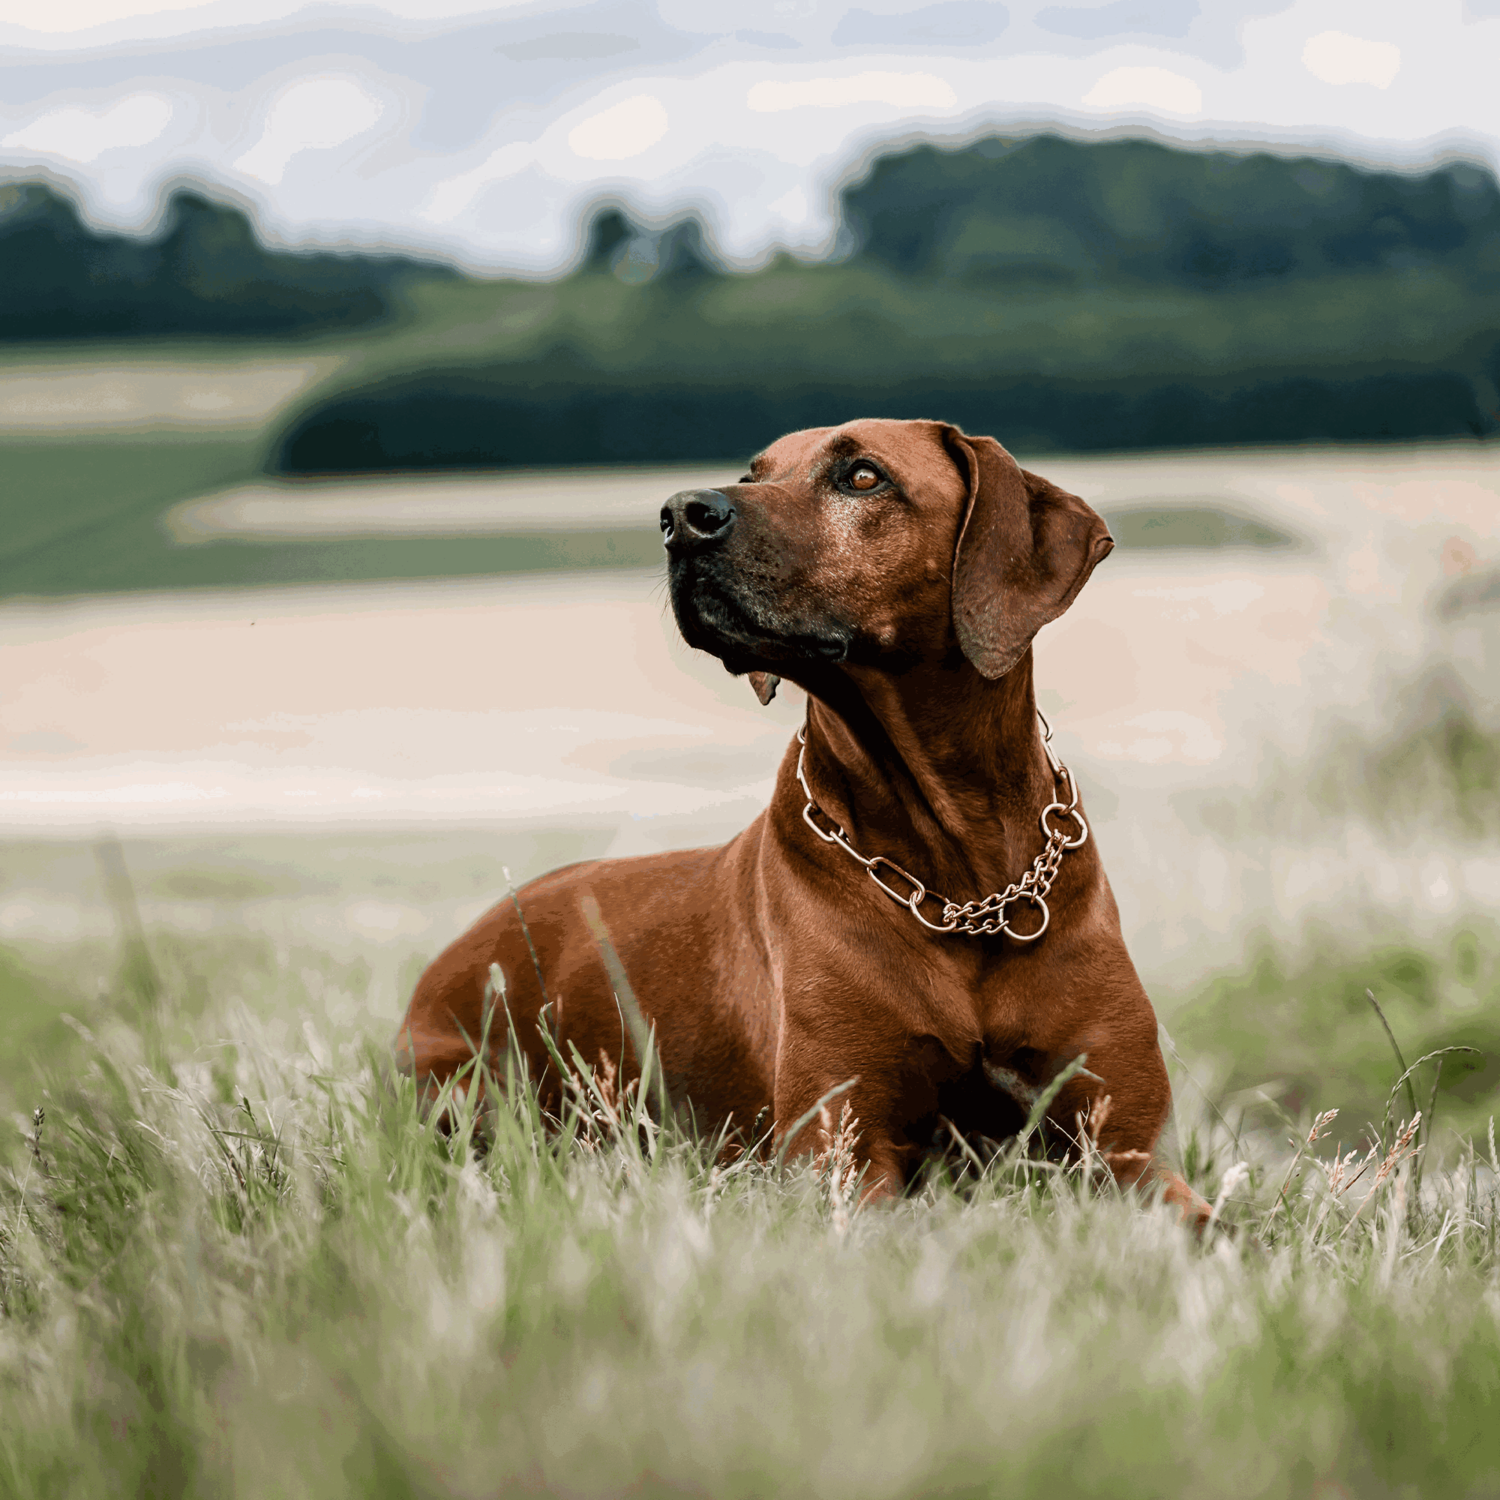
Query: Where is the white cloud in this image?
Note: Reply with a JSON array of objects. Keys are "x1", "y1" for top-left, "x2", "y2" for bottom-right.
[
  {"x1": 767, "y1": 185, "x2": 809, "y2": 222},
  {"x1": 1302, "y1": 31, "x2": 1401, "y2": 89},
  {"x1": 1, "y1": 93, "x2": 174, "y2": 162},
  {"x1": 0, "y1": 1, "x2": 1494, "y2": 277},
  {"x1": 1082, "y1": 66, "x2": 1202, "y2": 116},
  {"x1": 422, "y1": 141, "x2": 537, "y2": 223},
  {"x1": 0, "y1": 0, "x2": 218, "y2": 33},
  {"x1": 747, "y1": 71, "x2": 957, "y2": 112},
  {"x1": 1, "y1": 0, "x2": 537, "y2": 42},
  {"x1": 234, "y1": 76, "x2": 385, "y2": 185},
  {"x1": 568, "y1": 95, "x2": 670, "y2": 161}
]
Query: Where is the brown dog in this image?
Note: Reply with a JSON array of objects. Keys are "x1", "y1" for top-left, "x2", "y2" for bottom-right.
[{"x1": 397, "y1": 419, "x2": 1208, "y2": 1218}]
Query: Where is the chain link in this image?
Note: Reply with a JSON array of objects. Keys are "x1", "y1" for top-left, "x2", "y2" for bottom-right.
[{"x1": 795, "y1": 709, "x2": 1088, "y2": 942}]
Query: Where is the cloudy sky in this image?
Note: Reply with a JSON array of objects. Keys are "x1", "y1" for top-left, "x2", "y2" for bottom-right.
[{"x1": 2, "y1": 0, "x2": 1498, "y2": 273}]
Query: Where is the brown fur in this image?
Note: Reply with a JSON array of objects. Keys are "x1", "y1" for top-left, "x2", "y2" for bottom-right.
[{"x1": 396, "y1": 419, "x2": 1210, "y2": 1222}]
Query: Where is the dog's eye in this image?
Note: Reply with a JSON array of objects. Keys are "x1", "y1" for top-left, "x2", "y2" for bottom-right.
[{"x1": 848, "y1": 464, "x2": 882, "y2": 492}]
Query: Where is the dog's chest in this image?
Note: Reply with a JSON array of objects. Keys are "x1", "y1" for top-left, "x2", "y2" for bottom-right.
[{"x1": 893, "y1": 1034, "x2": 1053, "y2": 1158}]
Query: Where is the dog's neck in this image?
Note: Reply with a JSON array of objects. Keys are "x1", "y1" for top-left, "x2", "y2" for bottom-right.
[{"x1": 793, "y1": 650, "x2": 1066, "y2": 901}]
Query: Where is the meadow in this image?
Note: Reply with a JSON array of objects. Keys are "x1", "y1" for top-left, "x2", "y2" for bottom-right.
[
  {"x1": 2, "y1": 604, "x2": 1498, "y2": 1498},
  {"x1": 4, "y1": 419, "x2": 1500, "y2": 1497},
  {"x1": 4, "y1": 411, "x2": 1499, "y2": 1495},
  {"x1": 1, "y1": 886, "x2": 1497, "y2": 1499}
]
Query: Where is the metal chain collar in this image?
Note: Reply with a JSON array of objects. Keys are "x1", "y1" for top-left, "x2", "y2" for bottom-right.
[{"x1": 795, "y1": 709, "x2": 1088, "y2": 942}]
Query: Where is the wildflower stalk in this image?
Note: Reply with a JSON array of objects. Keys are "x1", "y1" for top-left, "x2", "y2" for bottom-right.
[{"x1": 1261, "y1": 1108, "x2": 1338, "y2": 1236}]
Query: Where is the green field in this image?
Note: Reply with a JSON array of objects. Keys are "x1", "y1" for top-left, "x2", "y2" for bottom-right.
[
  {"x1": 0, "y1": 792, "x2": 1496, "y2": 1498},
  {"x1": 1, "y1": 619, "x2": 1495, "y2": 1496},
  {"x1": 0, "y1": 433, "x2": 671, "y2": 597},
  {"x1": 1, "y1": 904, "x2": 1496, "y2": 1499}
]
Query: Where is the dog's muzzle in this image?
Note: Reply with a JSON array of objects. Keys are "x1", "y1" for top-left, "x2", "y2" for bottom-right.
[
  {"x1": 661, "y1": 489, "x2": 735, "y2": 554},
  {"x1": 662, "y1": 484, "x2": 853, "y2": 671}
]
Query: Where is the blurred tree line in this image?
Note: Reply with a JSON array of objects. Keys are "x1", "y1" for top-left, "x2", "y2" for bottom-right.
[
  {"x1": 0, "y1": 180, "x2": 452, "y2": 338},
  {"x1": 4, "y1": 132, "x2": 1499, "y2": 463}
]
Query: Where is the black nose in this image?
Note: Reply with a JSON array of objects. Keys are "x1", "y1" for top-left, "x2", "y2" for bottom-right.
[{"x1": 661, "y1": 489, "x2": 735, "y2": 551}]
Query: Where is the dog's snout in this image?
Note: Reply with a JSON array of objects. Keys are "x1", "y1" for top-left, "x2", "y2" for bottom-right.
[{"x1": 662, "y1": 489, "x2": 735, "y2": 550}]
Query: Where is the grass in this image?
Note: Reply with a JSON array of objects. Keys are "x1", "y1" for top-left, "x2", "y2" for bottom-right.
[
  {"x1": 2, "y1": 907, "x2": 1499, "y2": 1499},
  {"x1": 1169, "y1": 923, "x2": 1500, "y2": 1142},
  {"x1": 0, "y1": 430, "x2": 669, "y2": 598},
  {"x1": 0, "y1": 431, "x2": 264, "y2": 597},
  {"x1": 1196, "y1": 668, "x2": 1500, "y2": 849}
]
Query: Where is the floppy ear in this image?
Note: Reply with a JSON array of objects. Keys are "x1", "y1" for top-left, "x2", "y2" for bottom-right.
[
  {"x1": 945, "y1": 430, "x2": 1114, "y2": 679},
  {"x1": 747, "y1": 670, "x2": 780, "y2": 705}
]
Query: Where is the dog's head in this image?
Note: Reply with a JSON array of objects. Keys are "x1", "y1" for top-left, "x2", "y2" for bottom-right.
[{"x1": 661, "y1": 418, "x2": 1112, "y2": 703}]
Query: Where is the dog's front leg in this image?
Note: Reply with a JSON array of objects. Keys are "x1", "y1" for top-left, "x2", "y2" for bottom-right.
[
  {"x1": 773, "y1": 1022, "x2": 907, "y2": 1202},
  {"x1": 1060, "y1": 1045, "x2": 1213, "y2": 1229}
]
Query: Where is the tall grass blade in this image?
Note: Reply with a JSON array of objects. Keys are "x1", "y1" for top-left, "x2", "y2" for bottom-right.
[
  {"x1": 773, "y1": 1078, "x2": 860, "y2": 1176},
  {"x1": 1018, "y1": 1054, "x2": 1092, "y2": 1150},
  {"x1": 579, "y1": 894, "x2": 671, "y2": 1125},
  {"x1": 1366, "y1": 986, "x2": 1418, "y2": 1135},
  {"x1": 504, "y1": 865, "x2": 552, "y2": 1014}
]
